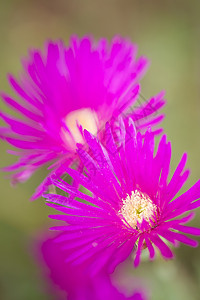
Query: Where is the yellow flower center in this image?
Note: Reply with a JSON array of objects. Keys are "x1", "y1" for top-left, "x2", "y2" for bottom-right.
[
  {"x1": 62, "y1": 108, "x2": 98, "y2": 150},
  {"x1": 120, "y1": 190, "x2": 157, "y2": 229}
]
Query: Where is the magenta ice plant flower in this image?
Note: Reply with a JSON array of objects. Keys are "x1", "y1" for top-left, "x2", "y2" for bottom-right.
[
  {"x1": 38, "y1": 235, "x2": 147, "y2": 300},
  {"x1": 45, "y1": 120, "x2": 200, "y2": 274},
  {"x1": 0, "y1": 35, "x2": 165, "y2": 199}
]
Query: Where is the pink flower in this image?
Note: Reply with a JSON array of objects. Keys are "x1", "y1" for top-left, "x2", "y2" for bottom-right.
[
  {"x1": 38, "y1": 235, "x2": 147, "y2": 300},
  {"x1": 46, "y1": 120, "x2": 200, "y2": 274},
  {"x1": 0, "y1": 36, "x2": 165, "y2": 199}
]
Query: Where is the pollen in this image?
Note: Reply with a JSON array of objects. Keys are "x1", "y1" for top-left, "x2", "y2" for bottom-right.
[
  {"x1": 62, "y1": 108, "x2": 98, "y2": 150},
  {"x1": 120, "y1": 190, "x2": 157, "y2": 229}
]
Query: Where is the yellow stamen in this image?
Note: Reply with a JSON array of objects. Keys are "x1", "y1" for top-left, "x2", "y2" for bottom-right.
[
  {"x1": 62, "y1": 108, "x2": 98, "y2": 150},
  {"x1": 120, "y1": 189, "x2": 157, "y2": 229}
]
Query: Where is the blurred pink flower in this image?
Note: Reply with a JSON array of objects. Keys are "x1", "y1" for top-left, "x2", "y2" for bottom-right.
[
  {"x1": 39, "y1": 235, "x2": 147, "y2": 300},
  {"x1": 0, "y1": 36, "x2": 165, "y2": 199},
  {"x1": 46, "y1": 120, "x2": 200, "y2": 273}
]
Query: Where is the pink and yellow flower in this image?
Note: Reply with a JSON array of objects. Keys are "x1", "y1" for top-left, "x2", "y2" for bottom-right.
[
  {"x1": 46, "y1": 120, "x2": 200, "y2": 273},
  {"x1": 0, "y1": 36, "x2": 165, "y2": 199}
]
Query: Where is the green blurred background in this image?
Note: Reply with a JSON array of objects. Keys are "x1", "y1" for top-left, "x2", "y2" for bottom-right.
[{"x1": 0, "y1": 0, "x2": 200, "y2": 299}]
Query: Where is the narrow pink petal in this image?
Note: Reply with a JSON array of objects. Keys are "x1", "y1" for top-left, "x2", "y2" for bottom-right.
[
  {"x1": 164, "y1": 230, "x2": 198, "y2": 247},
  {"x1": 145, "y1": 236, "x2": 155, "y2": 260},
  {"x1": 1, "y1": 93, "x2": 42, "y2": 122},
  {"x1": 150, "y1": 234, "x2": 174, "y2": 259},
  {"x1": 172, "y1": 224, "x2": 200, "y2": 236},
  {"x1": 134, "y1": 235, "x2": 144, "y2": 267}
]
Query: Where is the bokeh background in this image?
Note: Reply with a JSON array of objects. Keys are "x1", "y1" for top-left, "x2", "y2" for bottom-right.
[{"x1": 0, "y1": 0, "x2": 200, "y2": 299}]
